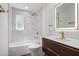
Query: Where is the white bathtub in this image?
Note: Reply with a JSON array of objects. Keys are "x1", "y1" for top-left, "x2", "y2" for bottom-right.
[{"x1": 9, "y1": 41, "x2": 42, "y2": 56}]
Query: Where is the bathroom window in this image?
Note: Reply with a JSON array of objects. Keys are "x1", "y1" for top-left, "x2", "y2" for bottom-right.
[{"x1": 16, "y1": 15, "x2": 24, "y2": 30}]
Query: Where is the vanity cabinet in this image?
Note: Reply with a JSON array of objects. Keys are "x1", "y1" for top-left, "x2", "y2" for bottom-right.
[{"x1": 42, "y1": 38, "x2": 79, "y2": 56}]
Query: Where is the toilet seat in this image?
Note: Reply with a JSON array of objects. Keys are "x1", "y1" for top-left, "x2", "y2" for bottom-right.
[{"x1": 29, "y1": 44, "x2": 40, "y2": 49}]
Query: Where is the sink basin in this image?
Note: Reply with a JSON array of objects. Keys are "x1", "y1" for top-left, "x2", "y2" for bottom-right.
[
  {"x1": 63, "y1": 38, "x2": 72, "y2": 41},
  {"x1": 53, "y1": 37, "x2": 72, "y2": 42},
  {"x1": 44, "y1": 36, "x2": 73, "y2": 42}
]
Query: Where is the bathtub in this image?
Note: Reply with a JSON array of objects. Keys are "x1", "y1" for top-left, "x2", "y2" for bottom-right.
[{"x1": 9, "y1": 41, "x2": 42, "y2": 56}]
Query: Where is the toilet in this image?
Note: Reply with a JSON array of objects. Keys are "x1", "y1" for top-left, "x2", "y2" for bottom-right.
[{"x1": 28, "y1": 43, "x2": 41, "y2": 56}]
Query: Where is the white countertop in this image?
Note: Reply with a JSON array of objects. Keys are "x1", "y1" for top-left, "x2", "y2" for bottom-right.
[{"x1": 43, "y1": 35, "x2": 79, "y2": 49}]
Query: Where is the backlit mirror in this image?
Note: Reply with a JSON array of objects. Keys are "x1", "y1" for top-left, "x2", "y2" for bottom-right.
[{"x1": 55, "y1": 3, "x2": 77, "y2": 30}]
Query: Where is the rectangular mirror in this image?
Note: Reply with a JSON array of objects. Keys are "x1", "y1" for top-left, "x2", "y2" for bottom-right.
[{"x1": 55, "y1": 3, "x2": 77, "y2": 30}]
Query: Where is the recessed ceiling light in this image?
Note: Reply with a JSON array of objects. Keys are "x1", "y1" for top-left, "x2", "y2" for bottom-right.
[{"x1": 25, "y1": 6, "x2": 29, "y2": 9}]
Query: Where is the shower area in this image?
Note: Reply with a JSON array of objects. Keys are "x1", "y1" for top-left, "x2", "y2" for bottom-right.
[{"x1": 8, "y1": 3, "x2": 44, "y2": 56}]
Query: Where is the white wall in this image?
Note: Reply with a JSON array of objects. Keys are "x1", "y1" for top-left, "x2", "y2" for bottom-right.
[
  {"x1": 9, "y1": 6, "x2": 42, "y2": 43},
  {"x1": 0, "y1": 3, "x2": 8, "y2": 56},
  {"x1": 42, "y1": 3, "x2": 79, "y2": 40},
  {"x1": 31, "y1": 11, "x2": 42, "y2": 43},
  {"x1": 9, "y1": 8, "x2": 32, "y2": 43},
  {"x1": 42, "y1": 3, "x2": 58, "y2": 36}
]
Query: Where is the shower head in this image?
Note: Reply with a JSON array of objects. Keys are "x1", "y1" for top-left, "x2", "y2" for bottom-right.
[{"x1": 31, "y1": 13, "x2": 38, "y2": 16}]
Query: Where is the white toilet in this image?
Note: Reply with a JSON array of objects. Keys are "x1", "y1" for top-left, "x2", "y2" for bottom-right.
[{"x1": 28, "y1": 43, "x2": 41, "y2": 56}]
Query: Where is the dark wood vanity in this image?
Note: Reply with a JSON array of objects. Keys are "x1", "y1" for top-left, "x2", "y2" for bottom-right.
[{"x1": 42, "y1": 37, "x2": 79, "y2": 56}]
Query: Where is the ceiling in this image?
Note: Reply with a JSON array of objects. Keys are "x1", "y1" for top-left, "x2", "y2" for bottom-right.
[{"x1": 10, "y1": 3, "x2": 47, "y2": 13}]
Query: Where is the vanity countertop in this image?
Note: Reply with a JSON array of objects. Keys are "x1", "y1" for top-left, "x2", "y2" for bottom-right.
[{"x1": 43, "y1": 35, "x2": 79, "y2": 49}]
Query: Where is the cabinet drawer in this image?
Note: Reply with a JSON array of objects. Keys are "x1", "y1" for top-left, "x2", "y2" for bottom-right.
[{"x1": 43, "y1": 46, "x2": 58, "y2": 56}]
